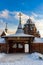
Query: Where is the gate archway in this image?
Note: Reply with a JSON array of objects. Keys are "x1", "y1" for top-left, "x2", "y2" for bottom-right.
[{"x1": 9, "y1": 42, "x2": 24, "y2": 53}]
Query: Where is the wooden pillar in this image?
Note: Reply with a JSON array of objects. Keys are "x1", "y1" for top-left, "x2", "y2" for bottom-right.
[
  {"x1": 6, "y1": 44, "x2": 9, "y2": 54},
  {"x1": 0, "y1": 45, "x2": 2, "y2": 52},
  {"x1": 29, "y1": 43, "x2": 32, "y2": 53},
  {"x1": 29, "y1": 41, "x2": 31, "y2": 53}
]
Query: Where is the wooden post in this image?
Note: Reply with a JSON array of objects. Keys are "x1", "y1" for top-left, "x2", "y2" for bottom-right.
[{"x1": 7, "y1": 44, "x2": 9, "y2": 54}]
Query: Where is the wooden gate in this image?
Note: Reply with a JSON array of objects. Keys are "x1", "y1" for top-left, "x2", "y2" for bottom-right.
[{"x1": 9, "y1": 43, "x2": 24, "y2": 53}]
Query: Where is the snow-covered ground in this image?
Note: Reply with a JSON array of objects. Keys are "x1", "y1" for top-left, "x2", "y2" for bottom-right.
[{"x1": 0, "y1": 52, "x2": 43, "y2": 65}]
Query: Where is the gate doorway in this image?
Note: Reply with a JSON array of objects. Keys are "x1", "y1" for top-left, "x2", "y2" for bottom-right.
[
  {"x1": 25, "y1": 44, "x2": 29, "y2": 53},
  {"x1": 9, "y1": 42, "x2": 24, "y2": 53}
]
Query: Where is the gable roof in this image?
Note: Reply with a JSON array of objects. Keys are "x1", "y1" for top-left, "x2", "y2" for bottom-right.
[{"x1": 1, "y1": 31, "x2": 6, "y2": 37}]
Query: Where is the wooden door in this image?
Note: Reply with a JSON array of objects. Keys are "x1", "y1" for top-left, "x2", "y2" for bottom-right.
[{"x1": 9, "y1": 43, "x2": 24, "y2": 53}]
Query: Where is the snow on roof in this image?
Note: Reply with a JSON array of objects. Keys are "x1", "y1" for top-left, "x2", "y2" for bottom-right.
[
  {"x1": 33, "y1": 37, "x2": 43, "y2": 43},
  {"x1": 0, "y1": 37, "x2": 6, "y2": 44},
  {"x1": 5, "y1": 32, "x2": 10, "y2": 35},
  {"x1": 0, "y1": 31, "x2": 7, "y2": 36},
  {"x1": 2, "y1": 33, "x2": 34, "y2": 37}
]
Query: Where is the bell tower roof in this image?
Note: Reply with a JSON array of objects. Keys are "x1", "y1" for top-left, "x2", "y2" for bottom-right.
[{"x1": 16, "y1": 13, "x2": 24, "y2": 34}]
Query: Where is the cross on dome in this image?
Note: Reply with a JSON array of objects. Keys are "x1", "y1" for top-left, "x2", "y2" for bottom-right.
[
  {"x1": 5, "y1": 23, "x2": 8, "y2": 33},
  {"x1": 16, "y1": 13, "x2": 24, "y2": 34},
  {"x1": 18, "y1": 13, "x2": 22, "y2": 24},
  {"x1": 18, "y1": 13, "x2": 22, "y2": 17}
]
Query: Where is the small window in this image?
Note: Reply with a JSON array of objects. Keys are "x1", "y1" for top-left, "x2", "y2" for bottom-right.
[
  {"x1": 18, "y1": 44, "x2": 23, "y2": 48},
  {"x1": 12, "y1": 44, "x2": 17, "y2": 48}
]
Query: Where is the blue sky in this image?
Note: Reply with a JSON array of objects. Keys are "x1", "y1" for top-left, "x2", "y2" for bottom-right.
[
  {"x1": 0, "y1": 0, "x2": 43, "y2": 37},
  {"x1": 0, "y1": 0, "x2": 43, "y2": 13}
]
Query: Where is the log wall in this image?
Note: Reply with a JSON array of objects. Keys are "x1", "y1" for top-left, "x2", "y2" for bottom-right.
[
  {"x1": 30, "y1": 43, "x2": 43, "y2": 53},
  {"x1": 0, "y1": 44, "x2": 7, "y2": 53}
]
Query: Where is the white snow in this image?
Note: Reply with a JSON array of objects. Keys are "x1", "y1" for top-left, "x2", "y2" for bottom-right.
[
  {"x1": 0, "y1": 37, "x2": 6, "y2": 43},
  {"x1": 0, "y1": 53, "x2": 6, "y2": 58},
  {"x1": 33, "y1": 37, "x2": 43, "y2": 43},
  {"x1": 29, "y1": 52, "x2": 43, "y2": 60},
  {"x1": 0, "y1": 52, "x2": 43, "y2": 65},
  {"x1": 2, "y1": 33, "x2": 34, "y2": 37}
]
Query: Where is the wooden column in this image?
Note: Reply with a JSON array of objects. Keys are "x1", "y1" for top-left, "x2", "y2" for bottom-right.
[{"x1": 6, "y1": 44, "x2": 9, "y2": 53}]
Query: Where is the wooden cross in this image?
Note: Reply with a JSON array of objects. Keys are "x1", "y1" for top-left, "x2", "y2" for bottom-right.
[
  {"x1": 5, "y1": 22, "x2": 7, "y2": 33},
  {"x1": 18, "y1": 13, "x2": 22, "y2": 18},
  {"x1": 6, "y1": 23, "x2": 7, "y2": 29},
  {"x1": 18, "y1": 13, "x2": 22, "y2": 24}
]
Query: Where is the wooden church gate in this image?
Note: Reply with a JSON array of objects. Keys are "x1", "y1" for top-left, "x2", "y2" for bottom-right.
[
  {"x1": 7, "y1": 40, "x2": 30, "y2": 53},
  {"x1": 8, "y1": 41, "x2": 25, "y2": 53}
]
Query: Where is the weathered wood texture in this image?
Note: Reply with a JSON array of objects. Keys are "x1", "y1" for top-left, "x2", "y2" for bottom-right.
[
  {"x1": 30, "y1": 43, "x2": 43, "y2": 53},
  {"x1": 0, "y1": 44, "x2": 7, "y2": 53}
]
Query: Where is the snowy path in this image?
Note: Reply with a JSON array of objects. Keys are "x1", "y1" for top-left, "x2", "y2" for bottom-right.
[{"x1": 0, "y1": 53, "x2": 43, "y2": 65}]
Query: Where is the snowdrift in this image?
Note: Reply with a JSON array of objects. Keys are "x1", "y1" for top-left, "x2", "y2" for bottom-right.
[
  {"x1": 29, "y1": 52, "x2": 43, "y2": 60},
  {"x1": 0, "y1": 53, "x2": 6, "y2": 58}
]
